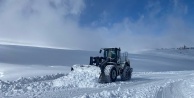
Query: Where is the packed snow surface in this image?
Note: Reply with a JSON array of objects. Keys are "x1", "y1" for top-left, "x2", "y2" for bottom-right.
[
  {"x1": 0, "y1": 44, "x2": 194, "y2": 98},
  {"x1": 1, "y1": 67, "x2": 194, "y2": 98}
]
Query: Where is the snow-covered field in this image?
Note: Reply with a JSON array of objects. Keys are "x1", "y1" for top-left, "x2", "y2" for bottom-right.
[{"x1": 0, "y1": 44, "x2": 194, "y2": 98}]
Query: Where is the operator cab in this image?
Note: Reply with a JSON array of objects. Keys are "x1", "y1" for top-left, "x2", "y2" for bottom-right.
[{"x1": 99, "y1": 48, "x2": 121, "y2": 63}]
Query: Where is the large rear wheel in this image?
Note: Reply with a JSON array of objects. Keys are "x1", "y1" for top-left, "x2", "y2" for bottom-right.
[{"x1": 121, "y1": 66, "x2": 132, "y2": 81}]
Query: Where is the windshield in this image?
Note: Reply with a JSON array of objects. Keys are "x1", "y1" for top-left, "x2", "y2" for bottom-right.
[{"x1": 104, "y1": 50, "x2": 116, "y2": 58}]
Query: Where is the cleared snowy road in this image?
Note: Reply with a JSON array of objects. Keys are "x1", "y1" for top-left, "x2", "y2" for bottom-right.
[{"x1": 1, "y1": 68, "x2": 194, "y2": 98}]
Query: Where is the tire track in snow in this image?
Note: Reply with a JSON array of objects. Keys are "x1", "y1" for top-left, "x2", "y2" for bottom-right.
[
  {"x1": 156, "y1": 81, "x2": 184, "y2": 98},
  {"x1": 40, "y1": 78, "x2": 154, "y2": 98},
  {"x1": 154, "y1": 72, "x2": 194, "y2": 98}
]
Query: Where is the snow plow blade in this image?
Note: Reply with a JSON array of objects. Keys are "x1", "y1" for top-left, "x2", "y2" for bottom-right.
[
  {"x1": 71, "y1": 65, "x2": 94, "y2": 71},
  {"x1": 71, "y1": 65, "x2": 109, "y2": 83},
  {"x1": 98, "y1": 72, "x2": 108, "y2": 83}
]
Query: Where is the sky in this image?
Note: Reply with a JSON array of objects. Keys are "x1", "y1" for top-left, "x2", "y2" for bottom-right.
[{"x1": 0, "y1": 0, "x2": 193, "y2": 52}]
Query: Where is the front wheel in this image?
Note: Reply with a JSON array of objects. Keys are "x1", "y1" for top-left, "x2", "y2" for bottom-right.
[{"x1": 104, "y1": 65, "x2": 117, "y2": 82}]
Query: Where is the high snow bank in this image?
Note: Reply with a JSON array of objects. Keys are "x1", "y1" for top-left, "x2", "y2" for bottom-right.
[
  {"x1": 0, "y1": 65, "x2": 102, "y2": 97},
  {"x1": 0, "y1": 73, "x2": 65, "y2": 97},
  {"x1": 0, "y1": 65, "x2": 118, "y2": 97}
]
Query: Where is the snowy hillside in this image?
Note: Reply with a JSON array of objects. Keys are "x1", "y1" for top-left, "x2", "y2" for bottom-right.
[
  {"x1": 0, "y1": 44, "x2": 194, "y2": 98},
  {"x1": 0, "y1": 44, "x2": 98, "y2": 66}
]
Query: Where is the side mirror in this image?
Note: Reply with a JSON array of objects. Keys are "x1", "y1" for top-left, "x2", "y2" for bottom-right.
[{"x1": 99, "y1": 49, "x2": 102, "y2": 53}]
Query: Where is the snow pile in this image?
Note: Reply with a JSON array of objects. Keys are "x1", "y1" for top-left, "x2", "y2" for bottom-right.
[
  {"x1": 52, "y1": 65, "x2": 103, "y2": 88},
  {"x1": 0, "y1": 73, "x2": 65, "y2": 97},
  {"x1": 0, "y1": 65, "x2": 117, "y2": 97}
]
